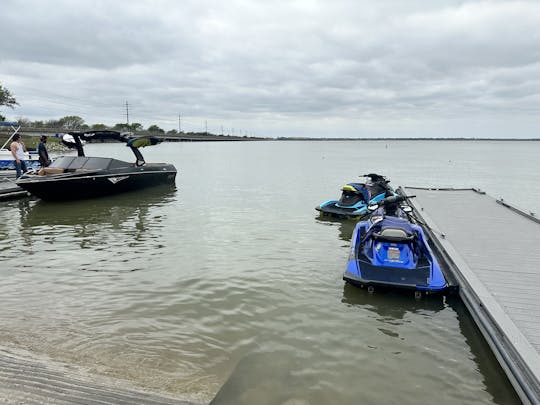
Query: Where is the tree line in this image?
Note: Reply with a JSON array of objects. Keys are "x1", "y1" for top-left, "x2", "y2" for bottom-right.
[{"x1": 14, "y1": 115, "x2": 170, "y2": 134}]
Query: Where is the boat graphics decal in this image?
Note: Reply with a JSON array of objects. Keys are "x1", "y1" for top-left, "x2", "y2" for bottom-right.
[{"x1": 108, "y1": 176, "x2": 130, "y2": 184}]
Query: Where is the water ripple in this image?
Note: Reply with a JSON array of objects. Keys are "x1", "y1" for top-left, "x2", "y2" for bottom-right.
[{"x1": 0, "y1": 141, "x2": 528, "y2": 404}]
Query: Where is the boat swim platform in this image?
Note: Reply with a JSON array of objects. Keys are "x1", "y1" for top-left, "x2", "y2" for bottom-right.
[
  {"x1": 403, "y1": 187, "x2": 540, "y2": 405},
  {"x1": 0, "y1": 346, "x2": 197, "y2": 404}
]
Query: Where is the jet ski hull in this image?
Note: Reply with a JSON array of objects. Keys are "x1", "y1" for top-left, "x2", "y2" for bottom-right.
[
  {"x1": 344, "y1": 221, "x2": 447, "y2": 292},
  {"x1": 316, "y1": 201, "x2": 369, "y2": 219},
  {"x1": 316, "y1": 174, "x2": 394, "y2": 220}
]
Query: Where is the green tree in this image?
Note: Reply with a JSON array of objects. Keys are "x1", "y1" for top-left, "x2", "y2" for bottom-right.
[
  {"x1": 16, "y1": 117, "x2": 32, "y2": 126},
  {"x1": 129, "y1": 123, "x2": 143, "y2": 131},
  {"x1": 0, "y1": 83, "x2": 18, "y2": 109},
  {"x1": 0, "y1": 114, "x2": 5, "y2": 121},
  {"x1": 58, "y1": 115, "x2": 85, "y2": 129},
  {"x1": 91, "y1": 123, "x2": 108, "y2": 130},
  {"x1": 147, "y1": 124, "x2": 164, "y2": 133},
  {"x1": 113, "y1": 123, "x2": 130, "y2": 131},
  {"x1": 45, "y1": 119, "x2": 60, "y2": 128}
]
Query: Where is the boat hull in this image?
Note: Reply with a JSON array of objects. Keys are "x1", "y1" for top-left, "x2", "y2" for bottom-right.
[
  {"x1": 0, "y1": 150, "x2": 40, "y2": 170},
  {"x1": 17, "y1": 168, "x2": 176, "y2": 201}
]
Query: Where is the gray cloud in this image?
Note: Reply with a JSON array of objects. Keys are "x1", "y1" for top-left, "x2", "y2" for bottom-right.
[{"x1": 1, "y1": 0, "x2": 540, "y2": 137}]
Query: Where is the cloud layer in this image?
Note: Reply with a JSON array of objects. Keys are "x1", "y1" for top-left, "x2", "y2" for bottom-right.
[{"x1": 1, "y1": 0, "x2": 540, "y2": 137}]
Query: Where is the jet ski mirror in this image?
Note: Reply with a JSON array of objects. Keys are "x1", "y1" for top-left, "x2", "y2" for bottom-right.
[{"x1": 367, "y1": 203, "x2": 379, "y2": 212}]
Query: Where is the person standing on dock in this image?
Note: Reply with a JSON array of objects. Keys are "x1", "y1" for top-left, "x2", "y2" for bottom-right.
[
  {"x1": 38, "y1": 135, "x2": 51, "y2": 167},
  {"x1": 10, "y1": 134, "x2": 27, "y2": 178}
]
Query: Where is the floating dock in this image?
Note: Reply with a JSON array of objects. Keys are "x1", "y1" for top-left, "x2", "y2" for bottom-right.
[
  {"x1": 404, "y1": 187, "x2": 540, "y2": 405},
  {"x1": 0, "y1": 176, "x2": 28, "y2": 200}
]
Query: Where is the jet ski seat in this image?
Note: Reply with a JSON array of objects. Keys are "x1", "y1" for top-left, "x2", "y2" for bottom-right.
[{"x1": 373, "y1": 227, "x2": 416, "y2": 243}]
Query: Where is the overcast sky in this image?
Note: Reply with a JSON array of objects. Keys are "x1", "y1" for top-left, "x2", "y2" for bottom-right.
[{"x1": 1, "y1": 0, "x2": 539, "y2": 138}]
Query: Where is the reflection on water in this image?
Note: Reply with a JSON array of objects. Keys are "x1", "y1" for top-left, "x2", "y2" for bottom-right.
[
  {"x1": 22, "y1": 185, "x2": 176, "y2": 228},
  {"x1": 341, "y1": 282, "x2": 446, "y2": 320},
  {"x1": 342, "y1": 283, "x2": 447, "y2": 340},
  {"x1": 341, "y1": 283, "x2": 520, "y2": 405},
  {"x1": 451, "y1": 300, "x2": 521, "y2": 405},
  {"x1": 315, "y1": 215, "x2": 358, "y2": 242},
  {"x1": 14, "y1": 185, "x2": 177, "y2": 272}
]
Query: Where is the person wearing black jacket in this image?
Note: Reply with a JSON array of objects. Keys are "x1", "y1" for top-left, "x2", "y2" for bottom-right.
[{"x1": 38, "y1": 135, "x2": 51, "y2": 167}]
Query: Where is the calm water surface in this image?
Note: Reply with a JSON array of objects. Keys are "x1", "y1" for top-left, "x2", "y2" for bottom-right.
[{"x1": 1, "y1": 140, "x2": 538, "y2": 404}]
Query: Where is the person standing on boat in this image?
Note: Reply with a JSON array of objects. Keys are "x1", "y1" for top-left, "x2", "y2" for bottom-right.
[
  {"x1": 10, "y1": 133, "x2": 27, "y2": 178},
  {"x1": 38, "y1": 135, "x2": 51, "y2": 167}
]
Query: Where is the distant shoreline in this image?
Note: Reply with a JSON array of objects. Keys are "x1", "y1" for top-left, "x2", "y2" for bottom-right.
[
  {"x1": 0, "y1": 127, "x2": 538, "y2": 142},
  {"x1": 276, "y1": 137, "x2": 540, "y2": 141}
]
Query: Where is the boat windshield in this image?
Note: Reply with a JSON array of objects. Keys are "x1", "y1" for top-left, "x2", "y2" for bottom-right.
[{"x1": 50, "y1": 156, "x2": 113, "y2": 170}]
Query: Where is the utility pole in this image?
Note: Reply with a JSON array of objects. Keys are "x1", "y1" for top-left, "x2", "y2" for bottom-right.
[
  {"x1": 178, "y1": 114, "x2": 181, "y2": 133},
  {"x1": 221, "y1": 125, "x2": 224, "y2": 136},
  {"x1": 205, "y1": 120, "x2": 208, "y2": 135},
  {"x1": 125, "y1": 101, "x2": 130, "y2": 125}
]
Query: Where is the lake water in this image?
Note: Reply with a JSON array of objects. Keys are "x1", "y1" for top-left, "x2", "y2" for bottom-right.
[{"x1": 1, "y1": 140, "x2": 538, "y2": 404}]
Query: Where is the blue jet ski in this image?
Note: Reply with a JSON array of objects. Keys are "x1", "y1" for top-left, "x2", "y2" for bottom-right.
[
  {"x1": 316, "y1": 173, "x2": 394, "y2": 219},
  {"x1": 344, "y1": 195, "x2": 447, "y2": 293}
]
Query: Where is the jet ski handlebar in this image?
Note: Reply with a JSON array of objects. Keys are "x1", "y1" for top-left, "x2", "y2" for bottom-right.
[
  {"x1": 379, "y1": 195, "x2": 415, "y2": 205},
  {"x1": 361, "y1": 173, "x2": 390, "y2": 183},
  {"x1": 367, "y1": 195, "x2": 415, "y2": 213}
]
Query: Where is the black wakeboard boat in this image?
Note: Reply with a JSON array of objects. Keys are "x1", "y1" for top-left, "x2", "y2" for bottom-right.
[{"x1": 17, "y1": 130, "x2": 177, "y2": 201}]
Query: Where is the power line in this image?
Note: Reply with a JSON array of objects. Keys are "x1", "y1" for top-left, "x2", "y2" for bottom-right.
[{"x1": 125, "y1": 101, "x2": 130, "y2": 125}]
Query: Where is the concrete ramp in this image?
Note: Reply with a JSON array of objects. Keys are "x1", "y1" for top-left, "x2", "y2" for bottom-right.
[{"x1": 0, "y1": 347, "x2": 195, "y2": 404}]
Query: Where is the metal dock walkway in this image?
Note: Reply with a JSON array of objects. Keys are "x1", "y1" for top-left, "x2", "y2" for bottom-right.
[{"x1": 404, "y1": 187, "x2": 540, "y2": 405}]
